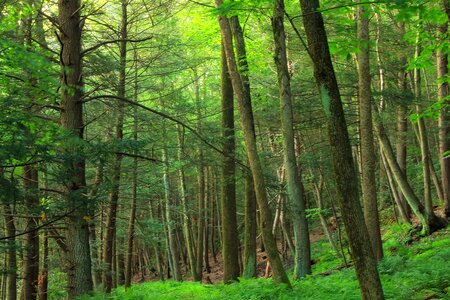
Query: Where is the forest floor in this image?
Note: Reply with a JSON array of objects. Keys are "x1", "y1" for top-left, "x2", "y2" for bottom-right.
[{"x1": 79, "y1": 222, "x2": 450, "y2": 300}]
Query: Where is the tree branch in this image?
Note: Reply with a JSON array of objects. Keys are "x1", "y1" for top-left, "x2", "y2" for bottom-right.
[{"x1": 81, "y1": 36, "x2": 154, "y2": 56}]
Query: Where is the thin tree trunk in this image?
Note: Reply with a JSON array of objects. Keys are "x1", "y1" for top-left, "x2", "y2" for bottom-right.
[
  {"x1": 103, "y1": 0, "x2": 127, "y2": 292},
  {"x1": 3, "y1": 203, "x2": 17, "y2": 300},
  {"x1": 298, "y1": 0, "x2": 384, "y2": 298},
  {"x1": 220, "y1": 43, "x2": 240, "y2": 283},
  {"x1": 438, "y1": 0, "x2": 450, "y2": 217},
  {"x1": 125, "y1": 47, "x2": 140, "y2": 289},
  {"x1": 414, "y1": 35, "x2": 434, "y2": 218},
  {"x1": 312, "y1": 173, "x2": 340, "y2": 256},
  {"x1": 215, "y1": 2, "x2": 291, "y2": 285},
  {"x1": 396, "y1": 22, "x2": 412, "y2": 218},
  {"x1": 203, "y1": 170, "x2": 211, "y2": 274},
  {"x1": 193, "y1": 68, "x2": 205, "y2": 282},
  {"x1": 356, "y1": 4, "x2": 383, "y2": 261},
  {"x1": 272, "y1": 0, "x2": 311, "y2": 278},
  {"x1": 161, "y1": 116, "x2": 182, "y2": 281},
  {"x1": 242, "y1": 170, "x2": 257, "y2": 279},
  {"x1": 380, "y1": 152, "x2": 410, "y2": 222},
  {"x1": 176, "y1": 126, "x2": 198, "y2": 280},
  {"x1": 38, "y1": 229, "x2": 49, "y2": 300},
  {"x1": 22, "y1": 165, "x2": 40, "y2": 300},
  {"x1": 374, "y1": 113, "x2": 445, "y2": 234}
]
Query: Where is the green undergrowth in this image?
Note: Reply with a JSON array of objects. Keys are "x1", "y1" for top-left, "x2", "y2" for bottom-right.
[{"x1": 80, "y1": 225, "x2": 450, "y2": 300}]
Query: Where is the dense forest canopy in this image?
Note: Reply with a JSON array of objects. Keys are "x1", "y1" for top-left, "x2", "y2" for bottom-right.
[{"x1": 0, "y1": 0, "x2": 449, "y2": 299}]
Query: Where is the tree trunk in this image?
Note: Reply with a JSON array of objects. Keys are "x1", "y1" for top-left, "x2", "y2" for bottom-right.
[
  {"x1": 414, "y1": 36, "x2": 434, "y2": 218},
  {"x1": 38, "y1": 229, "x2": 49, "y2": 300},
  {"x1": 176, "y1": 125, "x2": 198, "y2": 281},
  {"x1": 242, "y1": 170, "x2": 257, "y2": 279},
  {"x1": 58, "y1": 0, "x2": 93, "y2": 296},
  {"x1": 3, "y1": 203, "x2": 17, "y2": 300},
  {"x1": 22, "y1": 165, "x2": 40, "y2": 300},
  {"x1": 220, "y1": 43, "x2": 240, "y2": 283},
  {"x1": 193, "y1": 68, "x2": 205, "y2": 281},
  {"x1": 438, "y1": 0, "x2": 450, "y2": 217},
  {"x1": 215, "y1": 2, "x2": 291, "y2": 286},
  {"x1": 125, "y1": 48, "x2": 140, "y2": 289},
  {"x1": 161, "y1": 118, "x2": 182, "y2": 281},
  {"x1": 356, "y1": 4, "x2": 383, "y2": 261},
  {"x1": 21, "y1": 6, "x2": 40, "y2": 299},
  {"x1": 298, "y1": 0, "x2": 384, "y2": 298},
  {"x1": 396, "y1": 22, "x2": 412, "y2": 219},
  {"x1": 374, "y1": 114, "x2": 446, "y2": 234},
  {"x1": 272, "y1": 0, "x2": 311, "y2": 279},
  {"x1": 311, "y1": 173, "x2": 340, "y2": 256},
  {"x1": 103, "y1": 0, "x2": 127, "y2": 292},
  {"x1": 380, "y1": 152, "x2": 410, "y2": 222}
]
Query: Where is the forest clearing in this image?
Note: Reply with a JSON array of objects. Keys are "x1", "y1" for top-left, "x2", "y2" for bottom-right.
[{"x1": 1, "y1": 0, "x2": 450, "y2": 299}]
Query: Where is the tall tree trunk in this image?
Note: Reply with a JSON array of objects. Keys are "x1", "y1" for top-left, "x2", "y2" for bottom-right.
[
  {"x1": 438, "y1": 0, "x2": 450, "y2": 217},
  {"x1": 161, "y1": 117, "x2": 182, "y2": 281},
  {"x1": 22, "y1": 165, "x2": 40, "y2": 300},
  {"x1": 58, "y1": 0, "x2": 93, "y2": 296},
  {"x1": 414, "y1": 35, "x2": 434, "y2": 218},
  {"x1": 298, "y1": 0, "x2": 384, "y2": 298},
  {"x1": 193, "y1": 68, "x2": 205, "y2": 281},
  {"x1": 272, "y1": 0, "x2": 311, "y2": 278},
  {"x1": 176, "y1": 126, "x2": 198, "y2": 280},
  {"x1": 356, "y1": 4, "x2": 383, "y2": 261},
  {"x1": 220, "y1": 44, "x2": 240, "y2": 283},
  {"x1": 38, "y1": 228, "x2": 49, "y2": 300},
  {"x1": 21, "y1": 4, "x2": 40, "y2": 298},
  {"x1": 396, "y1": 22, "x2": 412, "y2": 218},
  {"x1": 103, "y1": 0, "x2": 127, "y2": 292},
  {"x1": 215, "y1": 1, "x2": 291, "y2": 286},
  {"x1": 242, "y1": 170, "x2": 257, "y2": 279},
  {"x1": 125, "y1": 47, "x2": 140, "y2": 289},
  {"x1": 203, "y1": 170, "x2": 211, "y2": 274},
  {"x1": 3, "y1": 202, "x2": 17, "y2": 300}
]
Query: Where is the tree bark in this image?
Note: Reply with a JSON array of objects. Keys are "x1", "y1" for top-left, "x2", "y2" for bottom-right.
[
  {"x1": 125, "y1": 46, "x2": 140, "y2": 289},
  {"x1": 102, "y1": 0, "x2": 128, "y2": 293},
  {"x1": 22, "y1": 165, "x2": 40, "y2": 300},
  {"x1": 438, "y1": 0, "x2": 450, "y2": 217},
  {"x1": 242, "y1": 170, "x2": 257, "y2": 279},
  {"x1": 298, "y1": 0, "x2": 384, "y2": 298},
  {"x1": 216, "y1": 1, "x2": 291, "y2": 286},
  {"x1": 220, "y1": 43, "x2": 240, "y2": 283},
  {"x1": 3, "y1": 202, "x2": 17, "y2": 300},
  {"x1": 374, "y1": 114, "x2": 446, "y2": 234},
  {"x1": 272, "y1": 0, "x2": 311, "y2": 278},
  {"x1": 356, "y1": 4, "x2": 383, "y2": 261},
  {"x1": 176, "y1": 125, "x2": 198, "y2": 281},
  {"x1": 58, "y1": 0, "x2": 93, "y2": 296},
  {"x1": 161, "y1": 114, "x2": 182, "y2": 281}
]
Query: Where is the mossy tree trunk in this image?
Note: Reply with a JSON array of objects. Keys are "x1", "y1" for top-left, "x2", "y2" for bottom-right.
[
  {"x1": 298, "y1": 0, "x2": 384, "y2": 298},
  {"x1": 220, "y1": 44, "x2": 240, "y2": 283},
  {"x1": 271, "y1": 0, "x2": 311, "y2": 279}
]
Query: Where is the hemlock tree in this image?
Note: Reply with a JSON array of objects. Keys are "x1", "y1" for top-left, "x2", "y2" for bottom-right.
[
  {"x1": 355, "y1": 4, "x2": 383, "y2": 261},
  {"x1": 298, "y1": 0, "x2": 384, "y2": 298},
  {"x1": 58, "y1": 0, "x2": 93, "y2": 296},
  {"x1": 271, "y1": 0, "x2": 311, "y2": 279}
]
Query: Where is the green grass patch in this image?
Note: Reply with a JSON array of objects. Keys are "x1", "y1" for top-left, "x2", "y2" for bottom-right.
[{"x1": 80, "y1": 226, "x2": 450, "y2": 300}]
